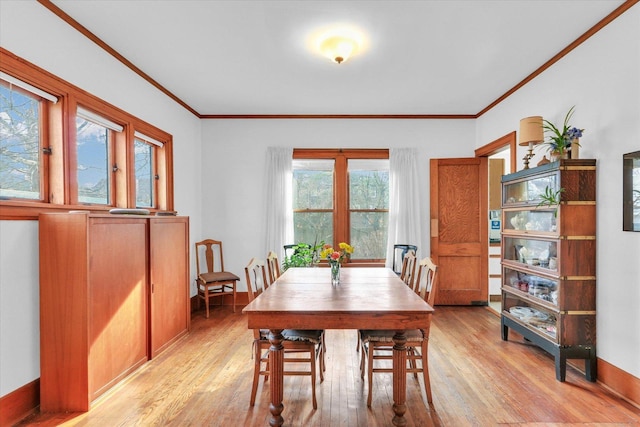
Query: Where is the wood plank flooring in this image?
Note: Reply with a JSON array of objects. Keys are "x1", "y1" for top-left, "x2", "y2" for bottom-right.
[{"x1": 18, "y1": 306, "x2": 640, "y2": 426}]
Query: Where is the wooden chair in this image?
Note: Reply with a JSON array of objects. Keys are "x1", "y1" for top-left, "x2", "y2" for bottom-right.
[
  {"x1": 359, "y1": 256, "x2": 438, "y2": 407},
  {"x1": 195, "y1": 239, "x2": 239, "y2": 318},
  {"x1": 356, "y1": 249, "x2": 416, "y2": 353},
  {"x1": 245, "y1": 258, "x2": 325, "y2": 409},
  {"x1": 266, "y1": 250, "x2": 281, "y2": 286},
  {"x1": 400, "y1": 249, "x2": 417, "y2": 291},
  {"x1": 392, "y1": 244, "x2": 418, "y2": 275}
]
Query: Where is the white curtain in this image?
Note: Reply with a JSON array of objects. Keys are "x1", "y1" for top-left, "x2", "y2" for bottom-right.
[
  {"x1": 385, "y1": 148, "x2": 422, "y2": 268},
  {"x1": 263, "y1": 147, "x2": 293, "y2": 261}
]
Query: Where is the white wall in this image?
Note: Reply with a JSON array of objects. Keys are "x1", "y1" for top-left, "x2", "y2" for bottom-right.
[
  {"x1": 0, "y1": 1, "x2": 202, "y2": 396},
  {"x1": 477, "y1": 5, "x2": 640, "y2": 378},
  {"x1": 200, "y1": 118, "x2": 476, "y2": 289}
]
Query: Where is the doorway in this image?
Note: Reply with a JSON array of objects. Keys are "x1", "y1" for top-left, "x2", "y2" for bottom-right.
[{"x1": 474, "y1": 132, "x2": 516, "y2": 313}]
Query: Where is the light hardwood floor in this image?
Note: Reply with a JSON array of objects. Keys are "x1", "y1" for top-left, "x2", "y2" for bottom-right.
[{"x1": 19, "y1": 306, "x2": 640, "y2": 426}]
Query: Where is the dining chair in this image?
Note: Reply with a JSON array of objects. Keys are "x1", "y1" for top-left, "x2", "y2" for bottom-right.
[
  {"x1": 400, "y1": 249, "x2": 417, "y2": 291},
  {"x1": 245, "y1": 258, "x2": 325, "y2": 409},
  {"x1": 195, "y1": 239, "x2": 240, "y2": 318},
  {"x1": 266, "y1": 250, "x2": 281, "y2": 286},
  {"x1": 359, "y1": 256, "x2": 438, "y2": 407},
  {"x1": 392, "y1": 244, "x2": 418, "y2": 275}
]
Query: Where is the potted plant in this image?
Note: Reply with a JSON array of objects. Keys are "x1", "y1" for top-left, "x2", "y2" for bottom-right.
[
  {"x1": 541, "y1": 106, "x2": 584, "y2": 160},
  {"x1": 537, "y1": 185, "x2": 565, "y2": 218},
  {"x1": 282, "y1": 240, "x2": 325, "y2": 271}
]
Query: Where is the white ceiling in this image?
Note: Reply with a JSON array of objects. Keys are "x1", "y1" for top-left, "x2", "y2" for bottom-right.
[{"x1": 49, "y1": 0, "x2": 626, "y2": 116}]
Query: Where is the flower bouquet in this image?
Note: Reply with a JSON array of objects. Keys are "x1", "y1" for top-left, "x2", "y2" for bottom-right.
[{"x1": 320, "y1": 242, "x2": 354, "y2": 285}]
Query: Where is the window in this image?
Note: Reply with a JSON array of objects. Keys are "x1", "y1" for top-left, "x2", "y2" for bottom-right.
[
  {"x1": 0, "y1": 49, "x2": 174, "y2": 219},
  {"x1": 0, "y1": 79, "x2": 48, "y2": 201},
  {"x1": 76, "y1": 108, "x2": 122, "y2": 205},
  {"x1": 293, "y1": 149, "x2": 389, "y2": 263},
  {"x1": 134, "y1": 134, "x2": 157, "y2": 208},
  {"x1": 348, "y1": 159, "x2": 389, "y2": 259}
]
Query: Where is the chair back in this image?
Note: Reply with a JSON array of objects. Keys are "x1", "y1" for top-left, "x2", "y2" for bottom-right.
[
  {"x1": 400, "y1": 250, "x2": 417, "y2": 290},
  {"x1": 195, "y1": 239, "x2": 227, "y2": 276},
  {"x1": 415, "y1": 257, "x2": 438, "y2": 306},
  {"x1": 283, "y1": 244, "x2": 297, "y2": 260},
  {"x1": 392, "y1": 244, "x2": 418, "y2": 275},
  {"x1": 245, "y1": 258, "x2": 268, "y2": 303},
  {"x1": 266, "y1": 251, "x2": 281, "y2": 286}
]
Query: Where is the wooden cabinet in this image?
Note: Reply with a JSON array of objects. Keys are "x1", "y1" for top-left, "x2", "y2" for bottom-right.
[
  {"x1": 39, "y1": 213, "x2": 189, "y2": 412},
  {"x1": 500, "y1": 159, "x2": 596, "y2": 382}
]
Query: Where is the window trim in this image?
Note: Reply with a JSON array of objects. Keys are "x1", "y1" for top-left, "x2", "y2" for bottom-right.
[
  {"x1": 0, "y1": 47, "x2": 174, "y2": 220},
  {"x1": 293, "y1": 148, "x2": 389, "y2": 266}
]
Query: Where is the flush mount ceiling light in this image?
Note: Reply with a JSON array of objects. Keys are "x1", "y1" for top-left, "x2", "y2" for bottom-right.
[{"x1": 312, "y1": 26, "x2": 364, "y2": 64}]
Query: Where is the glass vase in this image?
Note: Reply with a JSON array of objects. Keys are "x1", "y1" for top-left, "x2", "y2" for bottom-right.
[{"x1": 330, "y1": 262, "x2": 340, "y2": 286}]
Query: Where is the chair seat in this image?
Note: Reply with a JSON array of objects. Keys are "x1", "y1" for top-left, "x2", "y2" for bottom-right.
[
  {"x1": 359, "y1": 328, "x2": 424, "y2": 343},
  {"x1": 282, "y1": 329, "x2": 323, "y2": 344},
  {"x1": 199, "y1": 271, "x2": 240, "y2": 283},
  {"x1": 258, "y1": 329, "x2": 323, "y2": 344}
]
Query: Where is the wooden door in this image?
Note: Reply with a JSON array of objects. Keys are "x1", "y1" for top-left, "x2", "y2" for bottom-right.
[
  {"x1": 430, "y1": 157, "x2": 488, "y2": 305},
  {"x1": 89, "y1": 217, "x2": 148, "y2": 400},
  {"x1": 149, "y1": 217, "x2": 190, "y2": 357}
]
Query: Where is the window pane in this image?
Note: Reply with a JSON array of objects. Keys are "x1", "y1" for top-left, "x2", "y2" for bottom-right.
[
  {"x1": 76, "y1": 117, "x2": 110, "y2": 204},
  {"x1": 349, "y1": 160, "x2": 389, "y2": 209},
  {"x1": 0, "y1": 84, "x2": 41, "y2": 200},
  {"x1": 350, "y1": 212, "x2": 388, "y2": 259},
  {"x1": 292, "y1": 159, "x2": 333, "y2": 210},
  {"x1": 134, "y1": 139, "x2": 154, "y2": 208},
  {"x1": 349, "y1": 159, "x2": 389, "y2": 259},
  {"x1": 293, "y1": 212, "x2": 333, "y2": 246}
]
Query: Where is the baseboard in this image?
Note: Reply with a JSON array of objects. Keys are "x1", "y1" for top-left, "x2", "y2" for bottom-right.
[
  {"x1": 189, "y1": 292, "x2": 249, "y2": 312},
  {"x1": 0, "y1": 379, "x2": 39, "y2": 426},
  {"x1": 597, "y1": 358, "x2": 640, "y2": 409}
]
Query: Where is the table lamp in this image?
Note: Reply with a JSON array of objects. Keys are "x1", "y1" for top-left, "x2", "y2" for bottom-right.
[{"x1": 519, "y1": 116, "x2": 544, "y2": 169}]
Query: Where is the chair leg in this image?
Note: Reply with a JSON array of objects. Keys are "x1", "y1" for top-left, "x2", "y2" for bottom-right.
[
  {"x1": 310, "y1": 346, "x2": 318, "y2": 410},
  {"x1": 205, "y1": 289, "x2": 210, "y2": 319},
  {"x1": 422, "y1": 341, "x2": 432, "y2": 403},
  {"x1": 359, "y1": 337, "x2": 366, "y2": 379},
  {"x1": 232, "y1": 282, "x2": 237, "y2": 313},
  {"x1": 367, "y1": 343, "x2": 374, "y2": 407},
  {"x1": 250, "y1": 341, "x2": 261, "y2": 406}
]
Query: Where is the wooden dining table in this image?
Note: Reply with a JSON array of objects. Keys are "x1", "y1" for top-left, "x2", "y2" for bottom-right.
[{"x1": 242, "y1": 266, "x2": 434, "y2": 427}]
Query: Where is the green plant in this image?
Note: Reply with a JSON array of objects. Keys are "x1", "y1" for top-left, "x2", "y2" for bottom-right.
[
  {"x1": 541, "y1": 106, "x2": 584, "y2": 156},
  {"x1": 282, "y1": 240, "x2": 325, "y2": 271},
  {"x1": 537, "y1": 186, "x2": 565, "y2": 217}
]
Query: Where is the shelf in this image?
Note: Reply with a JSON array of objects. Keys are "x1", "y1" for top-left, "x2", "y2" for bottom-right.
[{"x1": 500, "y1": 160, "x2": 596, "y2": 382}]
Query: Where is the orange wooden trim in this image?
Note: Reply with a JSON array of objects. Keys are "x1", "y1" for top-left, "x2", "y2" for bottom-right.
[
  {"x1": 0, "y1": 379, "x2": 39, "y2": 426},
  {"x1": 597, "y1": 358, "x2": 640, "y2": 409},
  {"x1": 477, "y1": 0, "x2": 639, "y2": 117},
  {"x1": 293, "y1": 148, "x2": 389, "y2": 159},
  {"x1": 475, "y1": 131, "x2": 518, "y2": 174},
  {"x1": 200, "y1": 114, "x2": 477, "y2": 119},
  {"x1": 35, "y1": 0, "x2": 199, "y2": 118}
]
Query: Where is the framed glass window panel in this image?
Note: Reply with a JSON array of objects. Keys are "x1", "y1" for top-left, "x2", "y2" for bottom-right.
[
  {"x1": 0, "y1": 82, "x2": 43, "y2": 200},
  {"x1": 134, "y1": 138, "x2": 155, "y2": 208},
  {"x1": 292, "y1": 159, "x2": 334, "y2": 245},
  {"x1": 348, "y1": 159, "x2": 389, "y2": 260},
  {"x1": 76, "y1": 116, "x2": 111, "y2": 205}
]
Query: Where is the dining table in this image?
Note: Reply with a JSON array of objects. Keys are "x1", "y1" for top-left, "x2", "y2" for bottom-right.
[{"x1": 242, "y1": 266, "x2": 434, "y2": 427}]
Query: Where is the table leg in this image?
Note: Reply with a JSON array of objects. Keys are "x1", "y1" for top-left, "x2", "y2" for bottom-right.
[
  {"x1": 392, "y1": 330, "x2": 408, "y2": 427},
  {"x1": 268, "y1": 329, "x2": 285, "y2": 427}
]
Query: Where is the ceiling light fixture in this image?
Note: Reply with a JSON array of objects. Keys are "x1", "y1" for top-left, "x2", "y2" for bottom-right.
[{"x1": 315, "y1": 27, "x2": 363, "y2": 64}]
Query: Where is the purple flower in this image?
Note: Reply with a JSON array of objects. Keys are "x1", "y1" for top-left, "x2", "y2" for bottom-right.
[{"x1": 565, "y1": 127, "x2": 584, "y2": 139}]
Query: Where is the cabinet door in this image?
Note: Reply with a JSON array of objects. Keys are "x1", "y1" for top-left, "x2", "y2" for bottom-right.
[
  {"x1": 149, "y1": 218, "x2": 189, "y2": 356},
  {"x1": 88, "y1": 218, "x2": 148, "y2": 399}
]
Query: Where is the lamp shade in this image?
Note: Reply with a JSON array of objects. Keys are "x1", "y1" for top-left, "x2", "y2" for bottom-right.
[{"x1": 518, "y1": 116, "x2": 544, "y2": 146}]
